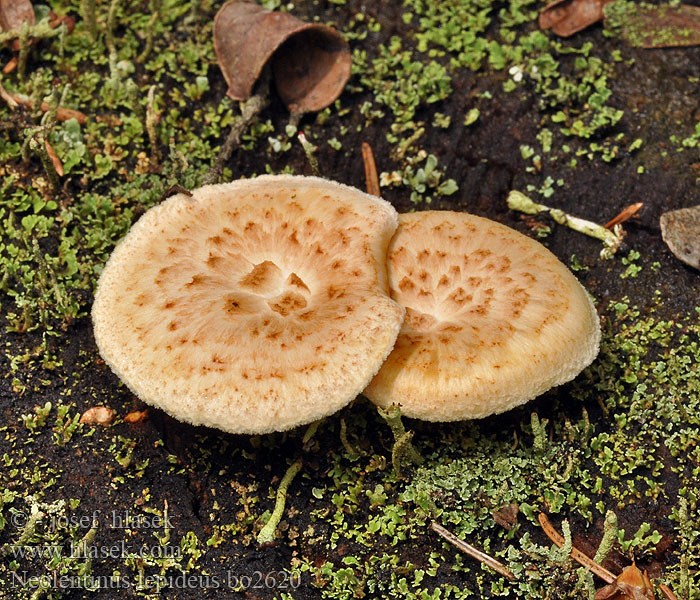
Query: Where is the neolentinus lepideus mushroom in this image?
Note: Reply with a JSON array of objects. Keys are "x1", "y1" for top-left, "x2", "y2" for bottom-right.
[
  {"x1": 93, "y1": 177, "x2": 601, "y2": 545},
  {"x1": 92, "y1": 175, "x2": 404, "y2": 434},
  {"x1": 363, "y1": 210, "x2": 601, "y2": 420}
]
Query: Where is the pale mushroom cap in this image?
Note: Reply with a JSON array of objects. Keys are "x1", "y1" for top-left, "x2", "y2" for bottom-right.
[
  {"x1": 363, "y1": 211, "x2": 601, "y2": 420},
  {"x1": 92, "y1": 175, "x2": 404, "y2": 434}
]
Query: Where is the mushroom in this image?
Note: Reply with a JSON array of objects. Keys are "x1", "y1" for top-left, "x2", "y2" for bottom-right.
[
  {"x1": 92, "y1": 175, "x2": 404, "y2": 434},
  {"x1": 363, "y1": 211, "x2": 600, "y2": 421}
]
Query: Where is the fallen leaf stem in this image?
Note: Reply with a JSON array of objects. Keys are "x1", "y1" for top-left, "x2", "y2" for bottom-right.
[{"x1": 201, "y1": 74, "x2": 270, "y2": 186}]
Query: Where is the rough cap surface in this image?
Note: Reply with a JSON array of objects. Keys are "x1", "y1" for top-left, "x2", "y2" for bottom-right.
[
  {"x1": 92, "y1": 175, "x2": 404, "y2": 434},
  {"x1": 364, "y1": 211, "x2": 601, "y2": 420}
]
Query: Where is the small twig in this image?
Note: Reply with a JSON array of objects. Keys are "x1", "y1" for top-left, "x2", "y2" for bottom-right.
[
  {"x1": 538, "y1": 513, "x2": 615, "y2": 584},
  {"x1": 298, "y1": 132, "x2": 320, "y2": 177},
  {"x1": 201, "y1": 72, "x2": 270, "y2": 186},
  {"x1": 430, "y1": 522, "x2": 515, "y2": 581},
  {"x1": 362, "y1": 142, "x2": 380, "y2": 196},
  {"x1": 604, "y1": 202, "x2": 643, "y2": 229},
  {"x1": 659, "y1": 584, "x2": 680, "y2": 600}
]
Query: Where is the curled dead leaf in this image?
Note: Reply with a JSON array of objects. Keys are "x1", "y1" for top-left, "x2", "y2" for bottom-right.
[
  {"x1": 213, "y1": 1, "x2": 351, "y2": 115},
  {"x1": 539, "y1": 0, "x2": 612, "y2": 36},
  {"x1": 594, "y1": 564, "x2": 655, "y2": 600},
  {"x1": 540, "y1": 0, "x2": 627, "y2": 37}
]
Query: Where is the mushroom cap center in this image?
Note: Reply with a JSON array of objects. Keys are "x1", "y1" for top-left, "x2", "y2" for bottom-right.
[{"x1": 227, "y1": 260, "x2": 311, "y2": 317}]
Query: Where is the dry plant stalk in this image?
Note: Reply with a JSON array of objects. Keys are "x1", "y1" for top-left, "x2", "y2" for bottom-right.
[{"x1": 430, "y1": 522, "x2": 515, "y2": 581}]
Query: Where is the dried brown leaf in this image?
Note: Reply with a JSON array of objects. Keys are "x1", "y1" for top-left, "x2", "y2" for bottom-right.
[
  {"x1": 594, "y1": 564, "x2": 655, "y2": 600},
  {"x1": 492, "y1": 503, "x2": 519, "y2": 530},
  {"x1": 539, "y1": 0, "x2": 612, "y2": 36},
  {"x1": 213, "y1": 1, "x2": 350, "y2": 114}
]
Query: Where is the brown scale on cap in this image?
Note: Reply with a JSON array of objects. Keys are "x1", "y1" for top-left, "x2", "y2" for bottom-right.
[
  {"x1": 92, "y1": 175, "x2": 404, "y2": 434},
  {"x1": 364, "y1": 211, "x2": 600, "y2": 421}
]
